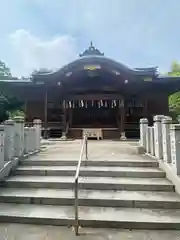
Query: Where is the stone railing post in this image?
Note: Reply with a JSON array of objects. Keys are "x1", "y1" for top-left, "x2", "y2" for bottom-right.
[
  {"x1": 162, "y1": 117, "x2": 172, "y2": 163},
  {"x1": 24, "y1": 127, "x2": 29, "y2": 154},
  {"x1": 150, "y1": 127, "x2": 155, "y2": 156},
  {"x1": 33, "y1": 119, "x2": 42, "y2": 151},
  {"x1": 153, "y1": 115, "x2": 164, "y2": 159},
  {"x1": 170, "y1": 124, "x2": 180, "y2": 175},
  {"x1": 28, "y1": 127, "x2": 36, "y2": 152},
  {"x1": 29, "y1": 127, "x2": 33, "y2": 152},
  {"x1": 140, "y1": 118, "x2": 148, "y2": 150},
  {"x1": 32, "y1": 127, "x2": 36, "y2": 152},
  {"x1": 13, "y1": 116, "x2": 24, "y2": 158},
  {"x1": 0, "y1": 125, "x2": 5, "y2": 169},
  {"x1": 4, "y1": 119, "x2": 15, "y2": 162},
  {"x1": 146, "y1": 127, "x2": 151, "y2": 153}
]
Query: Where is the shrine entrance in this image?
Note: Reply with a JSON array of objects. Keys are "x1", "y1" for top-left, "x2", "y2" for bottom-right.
[
  {"x1": 64, "y1": 98, "x2": 125, "y2": 139},
  {"x1": 71, "y1": 100, "x2": 119, "y2": 128}
]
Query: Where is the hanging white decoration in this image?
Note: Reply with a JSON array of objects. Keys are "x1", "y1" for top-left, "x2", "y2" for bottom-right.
[
  {"x1": 118, "y1": 100, "x2": 121, "y2": 108},
  {"x1": 98, "y1": 101, "x2": 100, "y2": 108},
  {"x1": 122, "y1": 99, "x2": 124, "y2": 107},
  {"x1": 69, "y1": 101, "x2": 72, "y2": 108},
  {"x1": 114, "y1": 100, "x2": 117, "y2": 107},
  {"x1": 81, "y1": 100, "x2": 84, "y2": 107},
  {"x1": 73, "y1": 101, "x2": 75, "y2": 108},
  {"x1": 92, "y1": 100, "x2": 94, "y2": 106},
  {"x1": 119, "y1": 99, "x2": 124, "y2": 108},
  {"x1": 85, "y1": 101, "x2": 88, "y2": 108},
  {"x1": 63, "y1": 100, "x2": 65, "y2": 108}
]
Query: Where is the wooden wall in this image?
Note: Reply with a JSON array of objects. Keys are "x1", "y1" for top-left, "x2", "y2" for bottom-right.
[{"x1": 26, "y1": 101, "x2": 45, "y2": 122}]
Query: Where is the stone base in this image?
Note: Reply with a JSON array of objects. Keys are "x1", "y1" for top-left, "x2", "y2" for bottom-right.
[
  {"x1": 60, "y1": 133, "x2": 67, "y2": 141},
  {"x1": 120, "y1": 132, "x2": 127, "y2": 140}
]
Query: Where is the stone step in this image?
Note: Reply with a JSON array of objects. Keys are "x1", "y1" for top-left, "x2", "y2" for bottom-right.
[
  {"x1": 0, "y1": 203, "x2": 179, "y2": 229},
  {"x1": 20, "y1": 159, "x2": 159, "y2": 168},
  {"x1": 3, "y1": 176, "x2": 174, "y2": 192},
  {"x1": 0, "y1": 188, "x2": 180, "y2": 209},
  {"x1": 14, "y1": 166, "x2": 165, "y2": 178}
]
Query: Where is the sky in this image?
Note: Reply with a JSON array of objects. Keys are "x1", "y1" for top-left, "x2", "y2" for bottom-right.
[{"x1": 1, "y1": 0, "x2": 180, "y2": 76}]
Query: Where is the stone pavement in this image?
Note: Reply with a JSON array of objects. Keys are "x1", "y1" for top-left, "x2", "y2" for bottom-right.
[
  {"x1": 33, "y1": 139, "x2": 144, "y2": 161},
  {"x1": 0, "y1": 224, "x2": 180, "y2": 240}
]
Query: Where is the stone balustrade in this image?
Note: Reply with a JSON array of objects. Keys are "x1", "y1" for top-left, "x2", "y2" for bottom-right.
[
  {"x1": 0, "y1": 117, "x2": 42, "y2": 170},
  {"x1": 140, "y1": 115, "x2": 180, "y2": 176}
]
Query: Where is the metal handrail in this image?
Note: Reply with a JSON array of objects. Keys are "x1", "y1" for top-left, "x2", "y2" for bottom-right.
[{"x1": 74, "y1": 134, "x2": 88, "y2": 235}]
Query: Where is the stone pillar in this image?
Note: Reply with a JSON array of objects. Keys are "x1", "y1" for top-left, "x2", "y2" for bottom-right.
[
  {"x1": 140, "y1": 118, "x2": 148, "y2": 150},
  {"x1": 61, "y1": 103, "x2": 67, "y2": 140},
  {"x1": 0, "y1": 125, "x2": 5, "y2": 169},
  {"x1": 28, "y1": 127, "x2": 36, "y2": 152},
  {"x1": 146, "y1": 127, "x2": 151, "y2": 153},
  {"x1": 33, "y1": 119, "x2": 42, "y2": 151},
  {"x1": 120, "y1": 99, "x2": 126, "y2": 140},
  {"x1": 28, "y1": 127, "x2": 33, "y2": 152},
  {"x1": 44, "y1": 89, "x2": 48, "y2": 139},
  {"x1": 13, "y1": 116, "x2": 24, "y2": 158},
  {"x1": 24, "y1": 127, "x2": 29, "y2": 154},
  {"x1": 150, "y1": 127, "x2": 155, "y2": 156},
  {"x1": 162, "y1": 117, "x2": 172, "y2": 163},
  {"x1": 170, "y1": 124, "x2": 180, "y2": 175},
  {"x1": 32, "y1": 127, "x2": 36, "y2": 151},
  {"x1": 153, "y1": 115, "x2": 164, "y2": 159},
  {"x1": 4, "y1": 119, "x2": 15, "y2": 162}
]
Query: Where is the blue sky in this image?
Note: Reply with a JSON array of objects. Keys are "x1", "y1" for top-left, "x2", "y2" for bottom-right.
[{"x1": 1, "y1": 0, "x2": 180, "y2": 76}]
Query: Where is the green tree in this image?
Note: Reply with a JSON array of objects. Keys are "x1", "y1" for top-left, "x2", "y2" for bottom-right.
[
  {"x1": 168, "y1": 61, "x2": 180, "y2": 119},
  {"x1": 0, "y1": 61, "x2": 24, "y2": 122},
  {"x1": 0, "y1": 61, "x2": 12, "y2": 78}
]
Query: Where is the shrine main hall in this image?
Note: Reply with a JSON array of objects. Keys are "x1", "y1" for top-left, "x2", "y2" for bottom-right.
[{"x1": 2, "y1": 43, "x2": 180, "y2": 139}]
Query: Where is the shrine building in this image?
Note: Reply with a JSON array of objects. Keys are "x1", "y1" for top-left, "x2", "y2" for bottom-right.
[{"x1": 1, "y1": 42, "x2": 180, "y2": 139}]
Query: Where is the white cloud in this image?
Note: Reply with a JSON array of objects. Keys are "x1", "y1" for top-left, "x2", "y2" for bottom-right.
[{"x1": 9, "y1": 29, "x2": 78, "y2": 76}]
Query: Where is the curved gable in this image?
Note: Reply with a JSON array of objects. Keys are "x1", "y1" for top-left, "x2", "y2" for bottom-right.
[{"x1": 32, "y1": 43, "x2": 158, "y2": 84}]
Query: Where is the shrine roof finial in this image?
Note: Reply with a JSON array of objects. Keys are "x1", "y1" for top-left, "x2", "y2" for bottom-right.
[{"x1": 79, "y1": 42, "x2": 104, "y2": 57}]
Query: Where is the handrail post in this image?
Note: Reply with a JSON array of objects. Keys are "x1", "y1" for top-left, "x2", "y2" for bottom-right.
[
  {"x1": 74, "y1": 178, "x2": 79, "y2": 235},
  {"x1": 85, "y1": 135, "x2": 88, "y2": 161},
  {"x1": 74, "y1": 134, "x2": 88, "y2": 236}
]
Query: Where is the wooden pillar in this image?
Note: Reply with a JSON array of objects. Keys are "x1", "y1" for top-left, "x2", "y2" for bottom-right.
[
  {"x1": 143, "y1": 99, "x2": 148, "y2": 118},
  {"x1": 44, "y1": 88, "x2": 48, "y2": 138},
  {"x1": 24, "y1": 100, "x2": 27, "y2": 122},
  {"x1": 61, "y1": 100, "x2": 67, "y2": 139},
  {"x1": 63, "y1": 105, "x2": 67, "y2": 131},
  {"x1": 120, "y1": 98, "x2": 126, "y2": 140},
  {"x1": 69, "y1": 108, "x2": 73, "y2": 126}
]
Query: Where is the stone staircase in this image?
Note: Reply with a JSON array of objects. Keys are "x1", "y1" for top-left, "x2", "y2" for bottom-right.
[{"x1": 0, "y1": 152, "x2": 180, "y2": 230}]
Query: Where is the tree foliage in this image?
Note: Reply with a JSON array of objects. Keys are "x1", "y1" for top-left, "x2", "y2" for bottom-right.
[
  {"x1": 7, "y1": 109, "x2": 25, "y2": 119},
  {"x1": 0, "y1": 62, "x2": 24, "y2": 122},
  {"x1": 0, "y1": 61, "x2": 11, "y2": 78},
  {"x1": 168, "y1": 61, "x2": 180, "y2": 119}
]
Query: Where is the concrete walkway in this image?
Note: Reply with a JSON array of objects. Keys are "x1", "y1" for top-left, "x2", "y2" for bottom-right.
[{"x1": 32, "y1": 139, "x2": 144, "y2": 161}]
